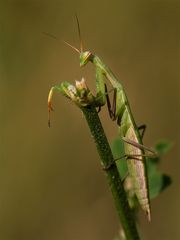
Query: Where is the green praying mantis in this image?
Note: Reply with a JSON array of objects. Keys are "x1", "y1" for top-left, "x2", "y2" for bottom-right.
[{"x1": 48, "y1": 17, "x2": 157, "y2": 222}]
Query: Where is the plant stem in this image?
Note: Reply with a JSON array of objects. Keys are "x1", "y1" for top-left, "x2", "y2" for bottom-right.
[{"x1": 81, "y1": 105, "x2": 140, "y2": 240}]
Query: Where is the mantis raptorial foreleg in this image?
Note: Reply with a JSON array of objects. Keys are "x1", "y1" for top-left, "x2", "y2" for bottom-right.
[
  {"x1": 104, "y1": 83, "x2": 118, "y2": 121},
  {"x1": 95, "y1": 68, "x2": 106, "y2": 106}
]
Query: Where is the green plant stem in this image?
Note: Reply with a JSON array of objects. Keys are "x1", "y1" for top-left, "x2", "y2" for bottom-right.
[{"x1": 81, "y1": 105, "x2": 140, "y2": 240}]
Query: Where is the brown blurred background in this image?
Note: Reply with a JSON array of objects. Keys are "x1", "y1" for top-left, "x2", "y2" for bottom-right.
[{"x1": 0, "y1": 0, "x2": 179, "y2": 239}]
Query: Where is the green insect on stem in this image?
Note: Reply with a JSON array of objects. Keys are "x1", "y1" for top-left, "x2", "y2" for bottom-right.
[
  {"x1": 65, "y1": 16, "x2": 152, "y2": 221},
  {"x1": 48, "y1": 16, "x2": 154, "y2": 221}
]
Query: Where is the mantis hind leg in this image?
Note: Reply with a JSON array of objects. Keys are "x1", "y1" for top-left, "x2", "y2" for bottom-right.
[
  {"x1": 138, "y1": 124, "x2": 147, "y2": 139},
  {"x1": 97, "y1": 106, "x2": 101, "y2": 113},
  {"x1": 103, "y1": 151, "x2": 157, "y2": 171},
  {"x1": 122, "y1": 137, "x2": 157, "y2": 155}
]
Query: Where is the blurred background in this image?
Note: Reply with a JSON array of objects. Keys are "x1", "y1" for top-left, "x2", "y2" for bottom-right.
[{"x1": 0, "y1": 0, "x2": 179, "y2": 239}]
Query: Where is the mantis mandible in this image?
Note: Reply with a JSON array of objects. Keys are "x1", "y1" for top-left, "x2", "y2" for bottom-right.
[{"x1": 48, "y1": 17, "x2": 154, "y2": 221}]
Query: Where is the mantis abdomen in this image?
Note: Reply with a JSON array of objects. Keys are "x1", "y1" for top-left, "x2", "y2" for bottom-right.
[
  {"x1": 123, "y1": 125, "x2": 151, "y2": 221},
  {"x1": 108, "y1": 78, "x2": 151, "y2": 221}
]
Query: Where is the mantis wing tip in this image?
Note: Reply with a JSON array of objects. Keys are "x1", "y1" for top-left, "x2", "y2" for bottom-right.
[{"x1": 146, "y1": 210, "x2": 151, "y2": 222}]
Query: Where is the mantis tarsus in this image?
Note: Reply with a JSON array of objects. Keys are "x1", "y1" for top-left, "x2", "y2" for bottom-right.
[{"x1": 48, "y1": 17, "x2": 155, "y2": 221}]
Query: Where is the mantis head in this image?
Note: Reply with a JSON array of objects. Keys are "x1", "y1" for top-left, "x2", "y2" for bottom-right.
[{"x1": 80, "y1": 51, "x2": 92, "y2": 67}]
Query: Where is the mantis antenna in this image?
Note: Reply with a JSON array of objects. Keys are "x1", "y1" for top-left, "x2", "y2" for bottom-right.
[
  {"x1": 63, "y1": 40, "x2": 80, "y2": 53},
  {"x1": 75, "y1": 14, "x2": 83, "y2": 52},
  {"x1": 64, "y1": 15, "x2": 84, "y2": 53},
  {"x1": 42, "y1": 29, "x2": 80, "y2": 54},
  {"x1": 43, "y1": 15, "x2": 83, "y2": 54}
]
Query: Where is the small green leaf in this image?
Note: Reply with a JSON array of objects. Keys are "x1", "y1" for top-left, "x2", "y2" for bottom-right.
[
  {"x1": 155, "y1": 139, "x2": 173, "y2": 155},
  {"x1": 146, "y1": 139, "x2": 172, "y2": 198},
  {"x1": 111, "y1": 137, "x2": 128, "y2": 179},
  {"x1": 111, "y1": 137, "x2": 125, "y2": 157},
  {"x1": 147, "y1": 157, "x2": 172, "y2": 199}
]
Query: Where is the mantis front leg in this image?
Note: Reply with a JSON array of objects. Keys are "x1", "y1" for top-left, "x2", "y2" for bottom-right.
[
  {"x1": 94, "y1": 68, "x2": 106, "y2": 107},
  {"x1": 94, "y1": 67, "x2": 119, "y2": 118},
  {"x1": 104, "y1": 83, "x2": 117, "y2": 120}
]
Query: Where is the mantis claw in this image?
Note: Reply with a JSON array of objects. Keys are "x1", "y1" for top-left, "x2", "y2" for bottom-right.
[
  {"x1": 48, "y1": 105, "x2": 53, "y2": 128},
  {"x1": 48, "y1": 87, "x2": 55, "y2": 127}
]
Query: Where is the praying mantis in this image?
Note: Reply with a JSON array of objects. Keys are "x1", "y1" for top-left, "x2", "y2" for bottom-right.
[{"x1": 48, "y1": 17, "x2": 156, "y2": 221}]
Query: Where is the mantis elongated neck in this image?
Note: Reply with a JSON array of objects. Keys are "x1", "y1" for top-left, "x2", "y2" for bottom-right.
[
  {"x1": 91, "y1": 54, "x2": 124, "y2": 90},
  {"x1": 91, "y1": 53, "x2": 135, "y2": 130}
]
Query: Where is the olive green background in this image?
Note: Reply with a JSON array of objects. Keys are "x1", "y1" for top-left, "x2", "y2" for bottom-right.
[{"x1": 0, "y1": 0, "x2": 179, "y2": 239}]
